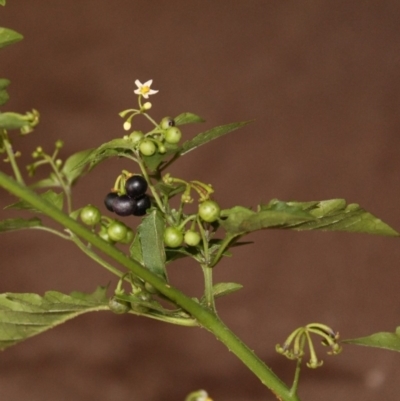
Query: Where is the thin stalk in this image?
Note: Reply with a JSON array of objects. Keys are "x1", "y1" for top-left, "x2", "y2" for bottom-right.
[
  {"x1": 0, "y1": 171, "x2": 300, "y2": 401},
  {"x1": 45, "y1": 156, "x2": 72, "y2": 213},
  {"x1": 290, "y1": 335, "x2": 305, "y2": 397},
  {"x1": 2, "y1": 134, "x2": 25, "y2": 185},
  {"x1": 69, "y1": 234, "x2": 125, "y2": 279}
]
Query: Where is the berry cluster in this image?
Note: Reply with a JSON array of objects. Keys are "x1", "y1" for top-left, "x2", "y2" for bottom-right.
[
  {"x1": 79, "y1": 204, "x2": 133, "y2": 244},
  {"x1": 104, "y1": 175, "x2": 151, "y2": 217},
  {"x1": 163, "y1": 200, "x2": 221, "y2": 249},
  {"x1": 123, "y1": 117, "x2": 182, "y2": 157}
]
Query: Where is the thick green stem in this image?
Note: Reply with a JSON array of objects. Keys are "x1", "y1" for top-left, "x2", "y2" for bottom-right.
[
  {"x1": 0, "y1": 171, "x2": 300, "y2": 401},
  {"x1": 201, "y1": 264, "x2": 215, "y2": 311}
]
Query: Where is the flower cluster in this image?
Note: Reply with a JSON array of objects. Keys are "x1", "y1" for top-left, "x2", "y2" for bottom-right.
[{"x1": 276, "y1": 323, "x2": 342, "y2": 369}]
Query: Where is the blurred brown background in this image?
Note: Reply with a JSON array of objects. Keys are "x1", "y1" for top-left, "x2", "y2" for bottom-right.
[{"x1": 1, "y1": 1, "x2": 400, "y2": 400}]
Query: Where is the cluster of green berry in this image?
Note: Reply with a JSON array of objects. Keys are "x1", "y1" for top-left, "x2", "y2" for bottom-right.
[
  {"x1": 124, "y1": 116, "x2": 182, "y2": 157},
  {"x1": 163, "y1": 200, "x2": 221, "y2": 248},
  {"x1": 79, "y1": 204, "x2": 133, "y2": 244},
  {"x1": 104, "y1": 175, "x2": 151, "y2": 217}
]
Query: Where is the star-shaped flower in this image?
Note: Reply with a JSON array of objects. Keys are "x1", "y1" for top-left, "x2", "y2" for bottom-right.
[{"x1": 134, "y1": 79, "x2": 158, "y2": 98}]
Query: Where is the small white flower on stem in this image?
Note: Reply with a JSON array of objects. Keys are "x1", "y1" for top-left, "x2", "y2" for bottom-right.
[{"x1": 134, "y1": 79, "x2": 158, "y2": 98}]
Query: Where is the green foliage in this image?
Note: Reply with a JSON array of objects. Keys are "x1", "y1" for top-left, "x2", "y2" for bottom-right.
[
  {"x1": 180, "y1": 120, "x2": 252, "y2": 156},
  {"x1": 174, "y1": 112, "x2": 205, "y2": 125},
  {"x1": 0, "y1": 217, "x2": 42, "y2": 232},
  {"x1": 0, "y1": 78, "x2": 10, "y2": 106},
  {"x1": 220, "y1": 199, "x2": 399, "y2": 237},
  {"x1": 0, "y1": 27, "x2": 23, "y2": 49},
  {"x1": 343, "y1": 328, "x2": 400, "y2": 352},
  {"x1": 0, "y1": 288, "x2": 108, "y2": 350},
  {"x1": 138, "y1": 209, "x2": 167, "y2": 280},
  {"x1": 5, "y1": 189, "x2": 64, "y2": 212}
]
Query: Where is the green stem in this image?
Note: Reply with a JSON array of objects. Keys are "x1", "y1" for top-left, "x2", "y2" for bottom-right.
[
  {"x1": 290, "y1": 336, "x2": 305, "y2": 397},
  {"x1": 201, "y1": 264, "x2": 215, "y2": 311},
  {"x1": 136, "y1": 157, "x2": 165, "y2": 213},
  {"x1": 46, "y1": 156, "x2": 72, "y2": 213},
  {"x1": 0, "y1": 171, "x2": 300, "y2": 401},
  {"x1": 2, "y1": 133, "x2": 25, "y2": 185},
  {"x1": 69, "y1": 233, "x2": 126, "y2": 279}
]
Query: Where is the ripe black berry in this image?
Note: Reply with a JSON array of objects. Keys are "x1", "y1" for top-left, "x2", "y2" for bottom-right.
[
  {"x1": 112, "y1": 195, "x2": 137, "y2": 216},
  {"x1": 133, "y1": 194, "x2": 151, "y2": 216},
  {"x1": 125, "y1": 175, "x2": 148, "y2": 198},
  {"x1": 104, "y1": 192, "x2": 118, "y2": 212}
]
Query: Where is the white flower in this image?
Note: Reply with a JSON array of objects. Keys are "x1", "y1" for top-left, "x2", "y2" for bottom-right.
[{"x1": 134, "y1": 79, "x2": 158, "y2": 98}]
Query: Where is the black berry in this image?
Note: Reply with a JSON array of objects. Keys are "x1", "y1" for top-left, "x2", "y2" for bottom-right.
[
  {"x1": 125, "y1": 175, "x2": 148, "y2": 198},
  {"x1": 104, "y1": 192, "x2": 118, "y2": 212},
  {"x1": 112, "y1": 195, "x2": 137, "y2": 216},
  {"x1": 133, "y1": 194, "x2": 151, "y2": 216}
]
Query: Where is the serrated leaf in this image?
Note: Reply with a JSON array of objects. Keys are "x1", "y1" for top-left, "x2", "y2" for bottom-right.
[
  {"x1": 212, "y1": 282, "x2": 243, "y2": 298},
  {"x1": 138, "y1": 209, "x2": 167, "y2": 280},
  {"x1": 61, "y1": 148, "x2": 93, "y2": 185},
  {"x1": 0, "y1": 78, "x2": 10, "y2": 106},
  {"x1": 0, "y1": 27, "x2": 23, "y2": 49},
  {"x1": 0, "y1": 217, "x2": 42, "y2": 232},
  {"x1": 174, "y1": 112, "x2": 205, "y2": 126},
  {"x1": 0, "y1": 288, "x2": 109, "y2": 350},
  {"x1": 5, "y1": 190, "x2": 63, "y2": 212},
  {"x1": 343, "y1": 328, "x2": 400, "y2": 352},
  {"x1": 264, "y1": 199, "x2": 399, "y2": 236},
  {"x1": 179, "y1": 120, "x2": 252, "y2": 156}
]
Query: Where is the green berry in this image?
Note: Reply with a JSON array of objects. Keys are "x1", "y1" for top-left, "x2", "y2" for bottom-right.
[
  {"x1": 164, "y1": 126, "x2": 182, "y2": 144},
  {"x1": 129, "y1": 130, "x2": 144, "y2": 144},
  {"x1": 160, "y1": 117, "x2": 175, "y2": 130},
  {"x1": 163, "y1": 226, "x2": 184, "y2": 248},
  {"x1": 139, "y1": 139, "x2": 156, "y2": 156},
  {"x1": 198, "y1": 200, "x2": 220, "y2": 223},
  {"x1": 107, "y1": 221, "x2": 128, "y2": 242},
  {"x1": 184, "y1": 230, "x2": 201, "y2": 246},
  {"x1": 80, "y1": 205, "x2": 101, "y2": 226},
  {"x1": 108, "y1": 297, "x2": 130, "y2": 314}
]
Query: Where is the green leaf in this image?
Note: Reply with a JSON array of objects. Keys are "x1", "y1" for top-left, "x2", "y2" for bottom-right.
[
  {"x1": 0, "y1": 0, "x2": 6, "y2": 6},
  {"x1": 220, "y1": 205, "x2": 314, "y2": 235},
  {"x1": 129, "y1": 232, "x2": 144, "y2": 265},
  {"x1": 0, "y1": 111, "x2": 29, "y2": 130},
  {"x1": 220, "y1": 199, "x2": 399, "y2": 237},
  {"x1": 29, "y1": 175, "x2": 60, "y2": 190},
  {"x1": 5, "y1": 190, "x2": 64, "y2": 212},
  {"x1": 138, "y1": 209, "x2": 167, "y2": 280},
  {"x1": 0, "y1": 217, "x2": 42, "y2": 232},
  {"x1": 0, "y1": 288, "x2": 108, "y2": 350},
  {"x1": 174, "y1": 112, "x2": 205, "y2": 126},
  {"x1": 180, "y1": 120, "x2": 252, "y2": 156},
  {"x1": 212, "y1": 282, "x2": 243, "y2": 299},
  {"x1": 0, "y1": 78, "x2": 10, "y2": 106},
  {"x1": 61, "y1": 148, "x2": 93, "y2": 185},
  {"x1": 154, "y1": 181, "x2": 186, "y2": 198},
  {"x1": 343, "y1": 328, "x2": 400, "y2": 352},
  {"x1": 73, "y1": 139, "x2": 135, "y2": 171},
  {"x1": 0, "y1": 27, "x2": 23, "y2": 49},
  {"x1": 264, "y1": 199, "x2": 400, "y2": 236}
]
